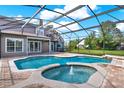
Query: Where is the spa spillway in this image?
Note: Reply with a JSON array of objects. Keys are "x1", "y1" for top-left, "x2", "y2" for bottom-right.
[{"x1": 42, "y1": 65, "x2": 97, "y2": 84}]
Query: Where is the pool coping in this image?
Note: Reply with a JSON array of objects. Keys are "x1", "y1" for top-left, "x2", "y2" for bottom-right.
[
  {"x1": 11, "y1": 63, "x2": 107, "y2": 88},
  {"x1": 9, "y1": 53, "x2": 110, "y2": 72}
]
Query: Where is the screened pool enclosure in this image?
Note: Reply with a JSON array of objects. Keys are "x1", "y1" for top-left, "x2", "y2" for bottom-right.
[{"x1": 0, "y1": 5, "x2": 124, "y2": 55}]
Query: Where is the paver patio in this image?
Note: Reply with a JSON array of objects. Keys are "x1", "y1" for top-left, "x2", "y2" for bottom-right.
[{"x1": 0, "y1": 53, "x2": 124, "y2": 88}]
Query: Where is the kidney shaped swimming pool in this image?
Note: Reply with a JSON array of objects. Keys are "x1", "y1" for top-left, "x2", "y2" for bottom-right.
[{"x1": 14, "y1": 56, "x2": 110, "y2": 70}]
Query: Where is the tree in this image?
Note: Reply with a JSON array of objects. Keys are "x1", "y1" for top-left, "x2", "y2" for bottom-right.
[
  {"x1": 98, "y1": 20, "x2": 124, "y2": 49},
  {"x1": 68, "y1": 39, "x2": 79, "y2": 51},
  {"x1": 84, "y1": 20, "x2": 124, "y2": 50},
  {"x1": 84, "y1": 31, "x2": 98, "y2": 49},
  {"x1": 99, "y1": 21, "x2": 116, "y2": 49},
  {"x1": 112, "y1": 28, "x2": 123, "y2": 44}
]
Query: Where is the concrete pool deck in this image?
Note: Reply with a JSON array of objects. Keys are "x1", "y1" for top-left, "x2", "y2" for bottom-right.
[
  {"x1": 10, "y1": 63, "x2": 107, "y2": 88},
  {"x1": 0, "y1": 52, "x2": 124, "y2": 88}
]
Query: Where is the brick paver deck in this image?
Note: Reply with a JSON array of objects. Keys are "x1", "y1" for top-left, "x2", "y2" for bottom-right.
[
  {"x1": 0, "y1": 54, "x2": 124, "y2": 88},
  {"x1": 0, "y1": 58, "x2": 32, "y2": 88}
]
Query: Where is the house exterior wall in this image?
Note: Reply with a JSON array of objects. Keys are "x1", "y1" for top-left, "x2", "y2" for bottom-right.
[
  {"x1": 42, "y1": 41, "x2": 49, "y2": 53},
  {"x1": 0, "y1": 33, "x2": 50, "y2": 58},
  {"x1": 0, "y1": 17, "x2": 64, "y2": 58},
  {"x1": 0, "y1": 34, "x2": 1, "y2": 58},
  {"x1": 44, "y1": 26, "x2": 64, "y2": 52},
  {"x1": 0, "y1": 33, "x2": 28, "y2": 57},
  {"x1": 51, "y1": 41, "x2": 64, "y2": 52},
  {"x1": 58, "y1": 42, "x2": 64, "y2": 52}
]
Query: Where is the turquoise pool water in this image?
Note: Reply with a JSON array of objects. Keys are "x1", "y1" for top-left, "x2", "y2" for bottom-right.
[
  {"x1": 42, "y1": 65, "x2": 97, "y2": 84},
  {"x1": 14, "y1": 56, "x2": 110, "y2": 70}
]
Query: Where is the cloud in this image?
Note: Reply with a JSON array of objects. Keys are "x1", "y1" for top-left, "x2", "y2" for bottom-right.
[
  {"x1": 15, "y1": 15, "x2": 23, "y2": 20},
  {"x1": 54, "y1": 8, "x2": 65, "y2": 13},
  {"x1": 40, "y1": 5, "x2": 98, "y2": 20},
  {"x1": 48, "y1": 22, "x2": 61, "y2": 28},
  {"x1": 53, "y1": 21, "x2": 70, "y2": 31},
  {"x1": 40, "y1": 10, "x2": 61, "y2": 20},
  {"x1": 59, "y1": 21, "x2": 80, "y2": 30},
  {"x1": 24, "y1": 19, "x2": 39, "y2": 25},
  {"x1": 66, "y1": 23, "x2": 80, "y2": 30},
  {"x1": 94, "y1": 29, "x2": 100, "y2": 36},
  {"x1": 116, "y1": 23, "x2": 124, "y2": 31},
  {"x1": 59, "y1": 21, "x2": 70, "y2": 25},
  {"x1": 45, "y1": 20, "x2": 80, "y2": 32},
  {"x1": 89, "y1": 5, "x2": 98, "y2": 10},
  {"x1": 58, "y1": 27, "x2": 69, "y2": 32},
  {"x1": 66, "y1": 5, "x2": 99, "y2": 19},
  {"x1": 15, "y1": 15, "x2": 39, "y2": 25},
  {"x1": 68, "y1": 7, "x2": 90, "y2": 19},
  {"x1": 40, "y1": 5, "x2": 98, "y2": 32},
  {"x1": 15, "y1": 5, "x2": 98, "y2": 27}
]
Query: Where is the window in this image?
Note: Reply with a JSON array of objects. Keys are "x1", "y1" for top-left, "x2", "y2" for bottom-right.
[
  {"x1": 6, "y1": 38, "x2": 23, "y2": 53},
  {"x1": 16, "y1": 40, "x2": 23, "y2": 52},
  {"x1": 7, "y1": 39, "x2": 14, "y2": 52},
  {"x1": 39, "y1": 28, "x2": 44, "y2": 36},
  {"x1": 57, "y1": 44, "x2": 61, "y2": 47},
  {"x1": 36, "y1": 27, "x2": 44, "y2": 36},
  {"x1": 29, "y1": 42, "x2": 33, "y2": 52},
  {"x1": 28, "y1": 41, "x2": 41, "y2": 52},
  {"x1": 34, "y1": 42, "x2": 38, "y2": 51}
]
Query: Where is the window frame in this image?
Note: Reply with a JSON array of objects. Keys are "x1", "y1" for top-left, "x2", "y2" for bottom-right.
[
  {"x1": 5, "y1": 38, "x2": 24, "y2": 53},
  {"x1": 28, "y1": 40, "x2": 42, "y2": 53}
]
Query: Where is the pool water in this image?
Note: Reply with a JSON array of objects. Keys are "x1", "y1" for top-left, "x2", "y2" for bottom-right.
[
  {"x1": 42, "y1": 65, "x2": 97, "y2": 84},
  {"x1": 14, "y1": 56, "x2": 110, "y2": 70}
]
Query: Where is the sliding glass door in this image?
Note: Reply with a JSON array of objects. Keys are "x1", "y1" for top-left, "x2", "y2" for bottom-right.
[{"x1": 28, "y1": 40, "x2": 42, "y2": 53}]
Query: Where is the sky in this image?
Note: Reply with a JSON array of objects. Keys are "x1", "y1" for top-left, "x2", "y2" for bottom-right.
[{"x1": 0, "y1": 5, "x2": 124, "y2": 40}]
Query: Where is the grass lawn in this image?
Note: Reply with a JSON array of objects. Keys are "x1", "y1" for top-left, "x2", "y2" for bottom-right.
[{"x1": 70, "y1": 49, "x2": 124, "y2": 56}]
